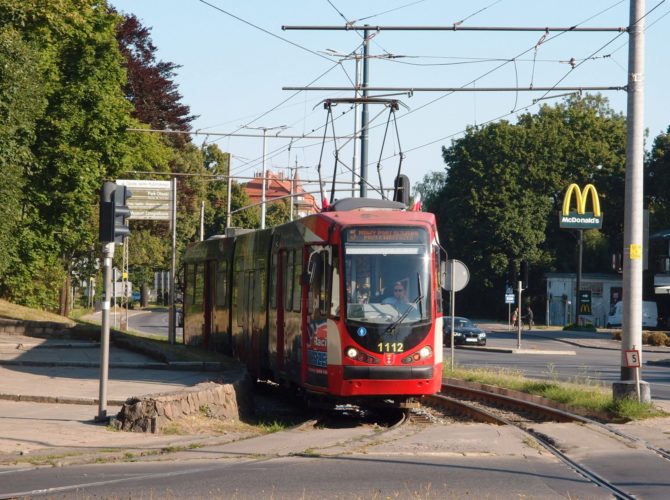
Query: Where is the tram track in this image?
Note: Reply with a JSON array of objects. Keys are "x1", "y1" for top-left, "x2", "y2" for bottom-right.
[{"x1": 423, "y1": 381, "x2": 670, "y2": 499}]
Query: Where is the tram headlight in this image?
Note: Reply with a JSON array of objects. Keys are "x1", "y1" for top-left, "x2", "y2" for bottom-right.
[
  {"x1": 419, "y1": 346, "x2": 432, "y2": 359},
  {"x1": 345, "y1": 347, "x2": 358, "y2": 359}
]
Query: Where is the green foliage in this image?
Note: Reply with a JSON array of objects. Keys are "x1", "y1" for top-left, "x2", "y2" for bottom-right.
[
  {"x1": 427, "y1": 94, "x2": 627, "y2": 318},
  {"x1": 230, "y1": 183, "x2": 260, "y2": 229},
  {"x1": 266, "y1": 199, "x2": 292, "y2": 228},
  {"x1": 646, "y1": 126, "x2": 670, "y2": 231},
  {"x1": 0, "y1": 26, "x2": 46, "y2": 280}
]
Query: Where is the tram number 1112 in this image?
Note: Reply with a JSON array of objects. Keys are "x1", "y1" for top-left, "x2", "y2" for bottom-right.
[{"x1": 378, "y1": 342, "x2": 404, "y2": 353}]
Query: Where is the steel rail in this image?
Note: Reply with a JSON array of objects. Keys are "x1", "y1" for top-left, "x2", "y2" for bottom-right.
[
  {"x1": 442, "y1": 382, "x2": 670, "y2": 462},
  {"x1": 426, "y1": 393, "x2": 635, "y2": 500}
]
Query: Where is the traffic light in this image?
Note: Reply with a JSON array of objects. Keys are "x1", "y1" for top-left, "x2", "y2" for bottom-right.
[
  {"x1": 99, "y1": 181, "x2": 132, "y2": 243},
  {"x1": 507, "y1": 260, "x2": 517, "y2": 286},
  {"x1": 113, "y1": 184, "x2": 131, "y2": 244},
  {"x1": 520, "y1": 260, "x2": 529, "y2": 289}
]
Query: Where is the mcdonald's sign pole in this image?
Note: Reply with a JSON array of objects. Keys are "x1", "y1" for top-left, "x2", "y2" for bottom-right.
[{"x1": 614, "y1": 0, "x2": 650, "y2": 402}]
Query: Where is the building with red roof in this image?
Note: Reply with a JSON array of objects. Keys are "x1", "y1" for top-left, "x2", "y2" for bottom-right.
[{"x1": 244, "y1": 169, "x2": 320, "y2": 218}]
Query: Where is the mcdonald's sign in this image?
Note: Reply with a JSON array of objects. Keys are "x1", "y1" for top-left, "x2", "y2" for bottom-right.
[{"x1": 559, "y1": 183, "x2": 603, "y2": 229}]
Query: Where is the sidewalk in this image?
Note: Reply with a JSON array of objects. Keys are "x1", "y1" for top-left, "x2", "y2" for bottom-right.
[
  {"x1": 477, "y1": 320, "x2": 670, "y2": 355},
  {"x1": 0, "y1": 332, "x2": 246, "y2": 461}
]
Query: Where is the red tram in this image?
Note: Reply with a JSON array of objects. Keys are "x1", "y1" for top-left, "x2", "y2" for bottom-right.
[{"x1": 183, "y1": 198, "x2": 446, "y2": 407}]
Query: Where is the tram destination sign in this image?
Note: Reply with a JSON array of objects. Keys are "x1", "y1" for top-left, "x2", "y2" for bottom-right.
[
  {"x1": 346, "y1": 228, "x2": 422, "y2": 243},
  {"x1": 116, "y1": 180, "x2": 171, "y2": 221}
]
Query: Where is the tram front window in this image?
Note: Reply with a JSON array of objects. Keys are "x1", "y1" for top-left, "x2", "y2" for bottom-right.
[{"x1": 343, "y1": 228, "x2": 431, "y2": 326}]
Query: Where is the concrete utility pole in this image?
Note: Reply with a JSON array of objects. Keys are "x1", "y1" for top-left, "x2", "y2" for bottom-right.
[{"x1": 615, "y1": 0, "x2": 648, "y2": 402}]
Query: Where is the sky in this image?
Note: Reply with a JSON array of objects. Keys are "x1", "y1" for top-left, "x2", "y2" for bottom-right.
[{"x1": 110, "y1": 0, "x2": 670, "y2": 202}]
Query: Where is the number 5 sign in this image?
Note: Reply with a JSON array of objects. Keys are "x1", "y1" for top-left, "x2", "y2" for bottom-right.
[{"x1": 624, "y1": 349, "x2": 641, "y2": 368}]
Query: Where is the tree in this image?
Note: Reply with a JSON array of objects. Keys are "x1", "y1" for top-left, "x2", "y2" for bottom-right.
[
  {"x1": 115, "y1": 11, "x2": 196, "y2": 147},
  {"x1": 230, "y1": 183, "x2": 260, "y2": 229},
  {"x1": 428, "y1": 94, "x2": 627, "y2": 318},
  {"x1": 203, "y1": 145, "x2": 230, "y2": 237},
  {"x1": 0, "y1": 27, "x2": 45, "y2": 281},
  {"x1": 646, "y1": 126, "x2": 670, "y2": 231},
  {"x1": 0, "y1": 1, "x2": 174, "y2": 312}
]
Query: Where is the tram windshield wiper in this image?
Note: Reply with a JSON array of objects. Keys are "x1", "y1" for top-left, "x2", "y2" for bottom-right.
[{"x1": 383, "y1": 293, "x2": 423, "y2": 336}]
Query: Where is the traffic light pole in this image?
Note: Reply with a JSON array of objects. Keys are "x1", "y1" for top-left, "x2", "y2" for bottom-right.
[
  {"x1": 517, "y1": 280, "x2": 523, "y2": 349},
  {"x1": 96, "y1": 242, "x2": 114, "y2": 422}
]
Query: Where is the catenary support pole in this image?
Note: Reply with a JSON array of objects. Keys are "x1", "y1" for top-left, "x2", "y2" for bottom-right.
[{"x1": 616, "y1": 0, "x2": 649, "y2": 402}]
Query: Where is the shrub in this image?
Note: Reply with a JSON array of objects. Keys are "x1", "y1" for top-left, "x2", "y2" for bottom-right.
[{"x1": 648, "y1": 331, "x2": 669, "y2": 346}]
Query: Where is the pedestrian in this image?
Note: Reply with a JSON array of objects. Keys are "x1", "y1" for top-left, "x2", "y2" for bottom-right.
[
  {"x1": 512, "y1": 307, "x2": 519, "y2": 327},
  {"x1": 524, "y1": 305, "x2": 534, "y2": 330}
]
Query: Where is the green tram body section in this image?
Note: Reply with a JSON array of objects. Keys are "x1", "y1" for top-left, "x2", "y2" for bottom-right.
[{"x1": 183, "y1": 222, "x2": 307, "y2": 381}]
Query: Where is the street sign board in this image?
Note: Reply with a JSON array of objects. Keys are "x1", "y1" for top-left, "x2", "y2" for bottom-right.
[
  {"x1": 117, "y1": 180, "x2": 171, "y2": 220},
  {"x1": 624, "y1": 349, "x2": 641, "y2": 368},
  {"x1": 505, "y1": 294, "x2": 515, "y2": 304},
  {"x1": 444, "y1": 259, "x2": 469, "y2": 291}
]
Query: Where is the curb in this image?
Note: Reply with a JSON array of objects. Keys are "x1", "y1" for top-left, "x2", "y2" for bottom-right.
[
  {"x1": 0, "y1": 393, "x2": 125, "y2": 406},
  {"x1": 0, "y1": 359, "x2": 229, "y2": 371},
  {"x1": 455, "y1": 345, "x2": 576, "y2": 355}
]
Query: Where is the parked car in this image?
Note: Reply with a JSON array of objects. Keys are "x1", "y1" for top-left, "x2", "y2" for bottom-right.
[
  {"x1": 606, "y1": 300, "x2": 658, "y2": 329},
  {"x1": 444, "y1": 316, "x2": 487, "y2": 346}
]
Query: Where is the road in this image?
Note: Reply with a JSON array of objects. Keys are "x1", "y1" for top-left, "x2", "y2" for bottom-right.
[
  {"x1": 449, "y1": 330, "x2": 670, "y2": 400},
  {"x1": 113, "y1": 307, "x2": 183, "y2": 341}
]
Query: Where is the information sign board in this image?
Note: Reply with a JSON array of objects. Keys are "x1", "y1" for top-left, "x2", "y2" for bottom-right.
[{"x1": 117, "y1": 180, "x2": 171, "y2": 221}]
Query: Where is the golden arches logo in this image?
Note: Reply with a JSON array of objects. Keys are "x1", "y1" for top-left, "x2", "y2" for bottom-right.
[{"x1": 562, "y1": 183, "x2": 601, "y2": 216}]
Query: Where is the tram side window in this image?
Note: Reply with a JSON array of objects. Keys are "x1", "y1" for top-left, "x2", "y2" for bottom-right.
[
  {"x1": 269, "y1": 252, "x2": 277, "y2": 308},
  {"x1": 185, "y1": 264, "x2": 195, "y2": 306},
  {"x1": 252, "y1": 269, "x2": 261, "y2": 329},
  {"x1": 216, "y1": 261, "x2": 227, "y2": 307},
  {"x1": 235, "y1": 268, "x2": 244, "y2": 326},
  {"x1": 284, "y1": 250, "x2": 293, "y2": 311},
  {"x1": 193, "y1": 263, "x2": 203, "y2": 306},
  {"x1": 293, "y1": 250, "x2": 302, "y2": 312}
]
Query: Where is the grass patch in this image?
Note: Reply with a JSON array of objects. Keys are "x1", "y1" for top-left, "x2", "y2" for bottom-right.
[
  {"x1": 443, "y1": 364, "x2": 666, "y2": 421},
  {"x1": 0, "y1": 299, "x2": 74, "y2": 325}
]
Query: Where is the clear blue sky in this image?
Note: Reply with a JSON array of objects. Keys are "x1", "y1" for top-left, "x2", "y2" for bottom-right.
[{"x1": 111, "y1": 0, "x2": 669, "y2": 200}]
